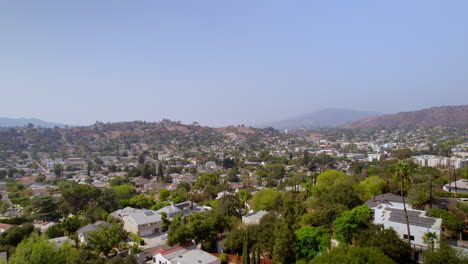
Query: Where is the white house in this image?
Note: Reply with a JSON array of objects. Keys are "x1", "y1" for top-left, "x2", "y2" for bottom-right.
[
  {"x1": 111, "y1": 207, "x2": 162, "y2": 237},
  {"x1": 153, "y1": 245, "x2": 220, "y2": 264},
  {"x1": 242, "y1": 210, "x2": 268, "y2": 225},
  {"x1": 443, "y1": 179, "x2": 468, "y2": 194},
  {"x1": 373, "y1": 204, "x2": 442, "y2": 248}
]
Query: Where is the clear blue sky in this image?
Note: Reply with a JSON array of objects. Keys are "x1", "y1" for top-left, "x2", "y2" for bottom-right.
[{"x1": 1, "y1": 1, "x2": 467, "y2": 126}]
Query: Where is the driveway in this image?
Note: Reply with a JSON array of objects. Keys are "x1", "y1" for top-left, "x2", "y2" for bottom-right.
[{"x1": 141, "y1": 232, "x2": 168, "y2": 250}]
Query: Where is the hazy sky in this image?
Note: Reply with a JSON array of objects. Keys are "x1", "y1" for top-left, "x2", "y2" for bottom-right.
[{"x1": 1, "y1": 1, "x2": 467, "y2": 126}]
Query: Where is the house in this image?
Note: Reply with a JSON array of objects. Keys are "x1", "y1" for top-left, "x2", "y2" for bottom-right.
[
  {"x1": 49, "y1": 236, "x2": 76, "y2": 247},
  {"x1": 373, "y1": 204, "x2": 442, "y2": 248},
  {"x1": 443, "y1": 179, "x2": 468, "y2": 194},
  {"x1": 156, "y1": 201, "x2": 210, "y2": 220},
  {"x1": 111, "y1": 208, "x2": 162, "y2": 236},
  {"x1": 153, "y1": 244, "x2": 220, "y2": 264},
  {"x1": 242, "y1": 210, "x2": 268, "y2": 225},
  {"x1": 77, "y1": 221, "x2": 112, "y2": 244},
  {"x1": 364, "y1": 193, "x2": 411, "y2": 209},
  {"x1": 0, "y1": 223, "x2": 12, "y2": 233},
  {"x1": 34, "y1": 221, "x2": 55, "y2": 233}
]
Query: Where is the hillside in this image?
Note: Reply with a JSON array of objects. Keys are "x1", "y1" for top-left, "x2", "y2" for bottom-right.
[
  {"x1": 260, "y1": 108, "x2": 381, "y2": 129},
  {"x1": 0, "y1": 117, "x2": 67, "y2": 128},
  {"x1": 344, "y1": 105, "x2": 468, "y2": 130}
]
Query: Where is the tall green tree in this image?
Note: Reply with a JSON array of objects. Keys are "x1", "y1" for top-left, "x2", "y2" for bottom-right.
[
  {"x1": 87, "y1": 223, "x2": 128, "y2": 256},
  {"x1": 294, "y1": 226, "x2": 330, "y2": 262},
  {"x1": 242, "y1": 230, "x2": 250, "y2": 264},
  {"x1": 272, "y1": 220, "x2": 295, "y2": 264},
  {"x1": 8, "y1": 234, "x2": 78, "y2": 264},
  {"x1": 309, "y1": 246, "x2": 394, "y2": 264},
  {"x1": 332, "y1": 205, "x2": 372, "y2": 245}
]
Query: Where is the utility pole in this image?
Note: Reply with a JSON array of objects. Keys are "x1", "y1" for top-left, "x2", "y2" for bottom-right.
[{"x1": 429, "y1": 174, "x2": 433, "y2": 209}]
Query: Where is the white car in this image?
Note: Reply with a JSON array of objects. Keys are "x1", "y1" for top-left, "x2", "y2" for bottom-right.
[{"x1": 458, "y1": 198, "x2": 468, "y2": 202}]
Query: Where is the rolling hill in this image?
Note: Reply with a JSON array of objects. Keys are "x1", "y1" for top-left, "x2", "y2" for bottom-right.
[
  {"x1": 344, "y1": 105, "x2": 468, "y2": 130},
  {"x1": 259, "y1": 108, "x2": 382, "y2": 129},
  {"x1": 0, "y1": 118, "x2": 68, "y2": 128}
]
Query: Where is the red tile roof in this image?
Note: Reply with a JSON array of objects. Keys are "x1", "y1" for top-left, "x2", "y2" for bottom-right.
[{"x1": 0, "y1": 223, "x2": 12, "y2": 229}]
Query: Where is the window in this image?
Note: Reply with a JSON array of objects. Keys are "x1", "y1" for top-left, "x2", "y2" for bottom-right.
[{"x1": 403, "y1": 234, "x2": 415, "y2": 241}]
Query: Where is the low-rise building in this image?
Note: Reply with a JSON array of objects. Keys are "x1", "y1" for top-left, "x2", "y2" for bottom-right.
[
  {"x1": 111, "y1": 208, "x2": 162, "y2": 236},
  {"x1": 242, "y1": 210, "x2": 268, "y2": 225},
  {"x1": 443, "y1": 179, "x2": 468, "y2": 194},
  {"x1": 77, "y1": 221, "x2": 111, "y2": 244},
  {"x1": 153, "y1": 245, "x2": 220, "y2": 264},
  {"x1": 373, "y1": 204, "x2": 442, "y2": 248}
]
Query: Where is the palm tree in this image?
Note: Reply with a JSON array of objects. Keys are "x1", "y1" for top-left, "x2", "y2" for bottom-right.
[
  {"x1": 396, "y1": 161, "x2": 412, "y2": 246},
  {"x1": 423, "y1": 232, "x2": 438, "y2": 252}
]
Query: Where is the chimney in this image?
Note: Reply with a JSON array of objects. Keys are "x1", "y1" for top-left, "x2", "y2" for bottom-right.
[{"x1": 371, "y1": 195, "x2": 375, "y2": 202}]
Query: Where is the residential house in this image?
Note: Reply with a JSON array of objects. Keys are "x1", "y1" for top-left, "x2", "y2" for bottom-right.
[
  {"x1": 153, "y1": 245, "x2": 220, "y2": 264},
  {"x1": 111, "y1": 208, "x2": 162, "y2": 236},
  {"x1": 242, "y1": 210, "x2": 268, "y2": 225},
  {"x1": 373, "y1": 204, "x2": 442, "y2": 248},
  {"x1": 443, "y1": 179, "x2": 468, "y2": 194},
  {"x1": 364, "y1": 193, "x2": 411, "y2": 210},
  {"x1": 0, "y1": 223, "x2": 12, "y2": 233},
  {"x1": 77, "y1": 221, "x2": 111, "y2": 244},
  {"x1": 49, "y1": 236, "x2": 76, "y2": 247}
]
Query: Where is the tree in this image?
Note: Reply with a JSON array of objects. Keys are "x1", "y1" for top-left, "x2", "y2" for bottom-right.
[
  {"x1": 424, "y1": 242, "x2": 468, "y2": 264},
  {"x1": 423, "y1": 232, "x2": 438, "y2": 252},
  {"x1": 53, "y1": 164, "x2": 63, "y2": 178},
  {"x1": 35, "y1": 174, "x2": 46, "y2": 183},
  {"x1": 294, "y1": 226, "x2": 330, "y2": 262},
  {"x1": 332, "y1": 205, "x2": 372, "y2": 244},
  {"x1": 216, "y1": 194, "x2": 242, "y2": 218},
  {"x1": 309, "y1": 246, "x2": 394, "y2": 264},
  {"x1": 8, "y1": 234, "x2": 78, "y2": 264},
  {"x1": 242, "y1": 230, "x2": 250, "y2": 264},
  {"x1": 158, "y1": 189, "x2": 170, "y2": 201},
  {"x1": 395, "y1": 161, "x2": 412, "y2": 246},
  {"x1": 428, "y1": 208, "x2": 466, "y2": 234},
  {"x1": 250, "y1": 189, "x2": 281, "y2": 211},
  {"x1": 167, "y1": 214, "x2": 192, "y2": 246},
  {"x1": 272, "y1": 219, "x2": 295, "y2": 264},
  {"x1": 0, "y1": 223, "x2": 35, "y2": 247},
  {"x1": 356, "y1": 224, "x2": 412, "y2": 264},
  {"x1": 87, "y1": 223, "x2": 128, "y2": 256},
  {"x1": 60, "y1": 184, "x2": 101, "y2": 214},
  {"x1": 357, "y1": 176, "x2": 386, "y2": 201},
  {"x1": 28, "y1": 195, "x2": 59, "y2": 221},
  {"x1": 129, "y1": 194, "x2": 155, "y2": 209},
  {"x1": 109, "y1": 177, "x2": 125, "y2": 187}
]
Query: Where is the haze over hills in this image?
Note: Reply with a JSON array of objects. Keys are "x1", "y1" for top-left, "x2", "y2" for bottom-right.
[
  {"x1": 0, "y1": 118, "x2": 68, "y2": 128},
  {"x1": 259, "y1": 109, "x2": 382, "y2": 129},
  {"x1": 344, "y1": 105, "x2": 468, "y2": 130}
]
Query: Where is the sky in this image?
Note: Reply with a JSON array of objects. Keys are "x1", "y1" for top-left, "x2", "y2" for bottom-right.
[{"x1": 1, "y1": 1, "x2": 467, "y2": 126}]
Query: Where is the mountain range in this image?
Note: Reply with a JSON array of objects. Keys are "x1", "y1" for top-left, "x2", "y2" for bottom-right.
[
  {"x1": 0, "y1": 118, "x2": 67, "y2": 128},
  {"x1": 344, "y1": 105, "x2": 468, "y2": 130},
  {"x1": 259, "y1": 109, "x2": 382, "y2": 129}
]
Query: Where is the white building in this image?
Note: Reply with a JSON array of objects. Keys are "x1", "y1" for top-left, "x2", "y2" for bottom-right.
[
  {"x1": 373, "y1": 204, "x2": 442, "y2": 248},
  {"x1": 153, "y1": 245, "x2": 220, "y2": 264},
  {"x1": 413, "y1": 155, "x2": 468, "y2": 169},
  {"x1": 242, "y1": 210, "x2": 268, "y2": 225},
  {"x1": 443, "y1": 179, "x2": 468, "y2": 194}
]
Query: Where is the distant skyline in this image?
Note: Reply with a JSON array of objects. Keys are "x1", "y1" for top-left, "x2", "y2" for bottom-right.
[{"x1": 1, "y1": 1, "x2": 467, "y2": 126}]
